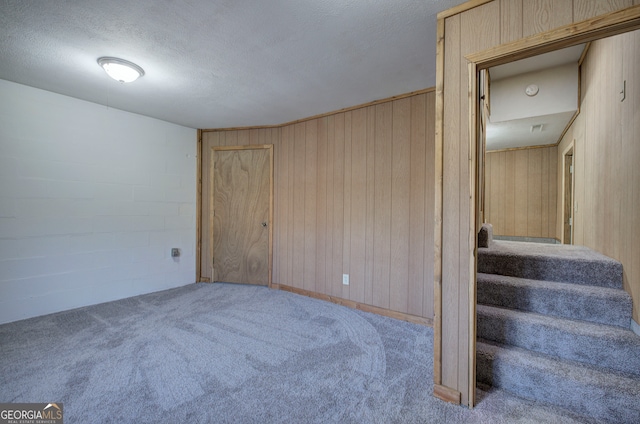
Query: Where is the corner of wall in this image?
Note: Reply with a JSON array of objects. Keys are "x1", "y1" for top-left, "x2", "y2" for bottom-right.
[{"x1": 0, "y1": 80, "x2": 198, "y2": 324}]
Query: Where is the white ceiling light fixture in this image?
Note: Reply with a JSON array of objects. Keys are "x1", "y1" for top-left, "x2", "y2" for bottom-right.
[
  {"x1": 97, "y1": 57, "x2": 145, "y2": 83},
  {"x1": 525, "y1": 83, "x2": 539, "y2": 97}
]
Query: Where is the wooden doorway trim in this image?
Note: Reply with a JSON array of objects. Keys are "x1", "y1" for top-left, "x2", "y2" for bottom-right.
[
  {"x1": 466, "y1": 7, "x2": 640, "y2": 69},
  {"x1": 462, "y1": 5, "x2": 640, "y2": 407},
  {"x1": 208, "y1": 144, "x2": 274, "y2": 287},
  {"x1": 562, "y1": 142, "x2": 575, "y2": 245},
  {"x1": 196, "y1": 130, "x2": 203, "y2": 282}
]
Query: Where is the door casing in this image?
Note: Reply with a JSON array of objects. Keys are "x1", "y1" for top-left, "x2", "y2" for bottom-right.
[{"x1": 562, "y1": 143, "x2": 575, "y2": 244}]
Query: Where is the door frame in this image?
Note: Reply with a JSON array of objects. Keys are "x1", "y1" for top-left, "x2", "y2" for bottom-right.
[
  {"x1": 207, "y1": 144, "x2": 274, "y2": 287},
  {"x1": 442, "y1": 5, "x2": 640, "y2": 407},
  {"x1": 562, "y1": 142, "x2": 575, "y2": 244}
]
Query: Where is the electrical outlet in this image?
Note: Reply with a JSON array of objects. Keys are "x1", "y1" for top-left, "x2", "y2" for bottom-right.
[
  {"x1": 171, "y1": 248, "x2": 180, "y2": 258},
  {"x1": 342, "y1": 274, "x2": 349, "y2": 286}
]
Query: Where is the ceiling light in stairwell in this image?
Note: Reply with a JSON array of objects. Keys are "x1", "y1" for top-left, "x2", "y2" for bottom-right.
[
  {"x1": 97, "y1": 57, "x2": 145, "y2": 83},
  {"x1": 525, "y1": 84, "x2": 539, "y2": 97}
]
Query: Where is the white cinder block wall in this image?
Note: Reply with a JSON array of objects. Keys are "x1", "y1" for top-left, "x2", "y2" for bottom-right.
[{"x1": 0, "y1": 80, "x2": 197, "y2": 324}]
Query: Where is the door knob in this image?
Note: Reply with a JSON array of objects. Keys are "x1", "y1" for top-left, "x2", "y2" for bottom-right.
[{"x1": 261, "y1": 222, "x2": 268, "y2": 228}]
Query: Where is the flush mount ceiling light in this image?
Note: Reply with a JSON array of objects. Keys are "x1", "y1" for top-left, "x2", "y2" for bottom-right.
[
  {"x1": 97, "y1": 57, "x2": 145, "y2": 83},
  {"x1": 525, "y1": 83, "x2": 539, "y2": 97}
]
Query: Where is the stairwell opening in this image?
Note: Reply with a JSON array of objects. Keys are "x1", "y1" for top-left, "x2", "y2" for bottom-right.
[{"x1": 470, "y1": 13, "x2": 640, "y2": 418}]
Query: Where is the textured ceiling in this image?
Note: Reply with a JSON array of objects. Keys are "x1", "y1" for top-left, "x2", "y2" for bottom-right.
[{"x1": 0, "y1": 0, "x2": 466, "y2": 129}]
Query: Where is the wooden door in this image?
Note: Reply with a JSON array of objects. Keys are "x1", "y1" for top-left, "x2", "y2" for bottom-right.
[{"x1": 211, "y1": 146, "x2": 272, "y2": 285}]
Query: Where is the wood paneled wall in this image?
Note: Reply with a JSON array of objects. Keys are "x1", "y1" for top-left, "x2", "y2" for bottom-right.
[
  {"x1": 485, "y1": 147, "x2": 558, "y2": 239},
  {"x1": 439, "y1": 0, "x2": 501, "y2": 407},
  {"x1": 200, "y1": 91, "x2": 436, "y2": 321},
  {"x1": 437, "y1": 0, "x2": 636, "y2": 407},
  {"x1": 557, "y1": 29, "x2": 640, "y2": 323}
]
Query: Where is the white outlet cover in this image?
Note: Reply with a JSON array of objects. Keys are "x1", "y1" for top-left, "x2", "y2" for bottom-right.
[{"x1": 342, "y1": 274, "x2": 349, "y2": 285}]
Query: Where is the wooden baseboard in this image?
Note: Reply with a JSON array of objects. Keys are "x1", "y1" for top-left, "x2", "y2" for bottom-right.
[
  {"x1": 433, "y1": 384, "x2": 462, "y2": 405},
  {"x1": 275, "y1": 284, "x2": 433, "y2": 327}
]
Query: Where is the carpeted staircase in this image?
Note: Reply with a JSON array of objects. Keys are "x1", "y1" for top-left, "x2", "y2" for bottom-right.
[{"x1": 476, "y1": 236, "x2": 640, "y2": 423}]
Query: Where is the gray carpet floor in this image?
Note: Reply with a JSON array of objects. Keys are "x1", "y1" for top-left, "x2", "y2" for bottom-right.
[{"x1": 0, "y1": 283, "x2": 603, "y2": 423}]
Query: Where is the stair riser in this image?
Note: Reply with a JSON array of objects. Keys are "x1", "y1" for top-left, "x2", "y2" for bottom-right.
[
  {"x1": 477, "y1": 278, "x2": 632, "y2": 328},
  {"x1": 478, "y1": 311, "x2": 640, "y2": 377},
  {"x1": 477, "y1": 349, "x2": 640, "y2": 423},
  {"x1": 478, "y1": 254, "x2": 623, "y2": 288},
  {"x1": 476, "y1": 241, "x2": 639, "y2": 421}
]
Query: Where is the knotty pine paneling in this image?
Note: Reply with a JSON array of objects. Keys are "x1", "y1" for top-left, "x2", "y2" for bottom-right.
[
  {"x1": 201, "y1": 91, "x2": 436, "y2": 322},
  {"x1": 557, "y1": 30, "x2": 640, "y2": 323},
  {"x1": 436, "y1": 0, "x2": 633, "y2": 408},
  {"x1": 485, "y1": 147, "x2": 558, "y2": 239}
]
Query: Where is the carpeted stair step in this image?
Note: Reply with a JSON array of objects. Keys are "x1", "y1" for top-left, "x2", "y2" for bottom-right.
[
  {"x1": 478, "y1": 241, "x2": 623, "y2": 288},
  {"x1": 477, "y1": 304, "x2": 640, "y2": 377},
  {"x1": 477, "y1": 273, "x2": 632, "y2": 328},
  {"x1": 476, "y1": 339, "x2": 640, "y2": 423}
]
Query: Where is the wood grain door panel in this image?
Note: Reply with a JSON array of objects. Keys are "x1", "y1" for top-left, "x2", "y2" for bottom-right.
[{"x1": 212, "y1": 147, "x2": 271, "y2": 285}]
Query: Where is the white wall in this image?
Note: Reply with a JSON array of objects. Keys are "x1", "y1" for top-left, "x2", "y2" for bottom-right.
[
  {"x1": 490, "y1": 63, "x2": 579, "y2": 123},
  {"x1": 0, "y1": 80, "x2": 197, "y2": 324}
]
